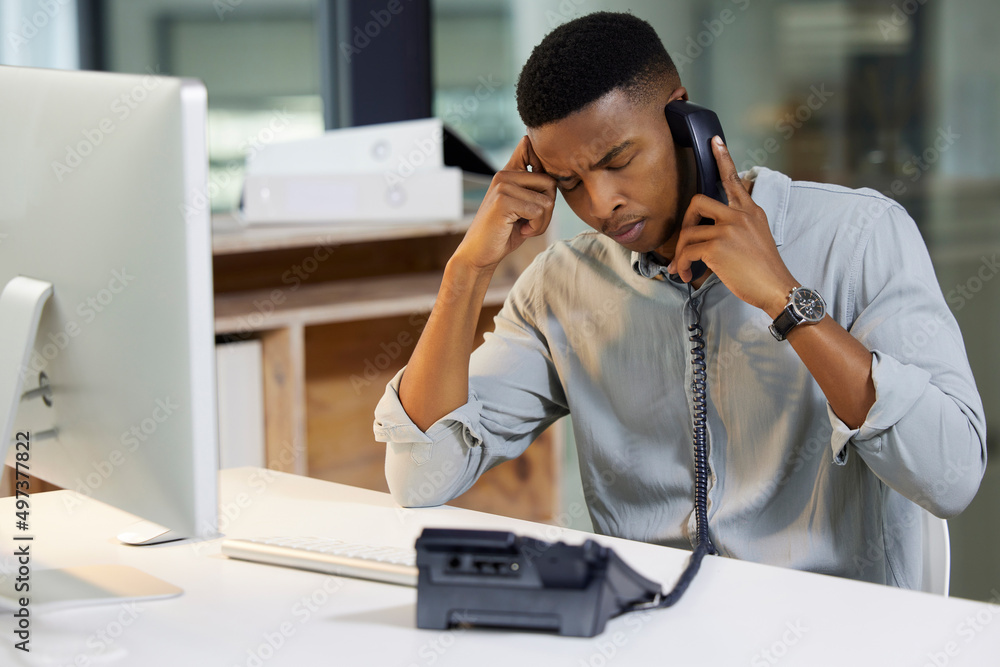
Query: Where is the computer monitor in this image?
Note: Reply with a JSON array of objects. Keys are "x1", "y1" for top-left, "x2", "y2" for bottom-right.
[{"x1": 0, "y1": 65, "x2": 218, "y2": 545}]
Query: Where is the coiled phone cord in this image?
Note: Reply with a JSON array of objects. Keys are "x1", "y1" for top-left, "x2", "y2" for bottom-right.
[
  {"x1": 627, "y1": 284, "x2": 716, "y2": 613},
  {"x1": 688, "y1": 287, "x2": 716, "y2": 556}
]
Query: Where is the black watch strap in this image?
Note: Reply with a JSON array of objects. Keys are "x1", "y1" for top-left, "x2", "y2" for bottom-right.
[{"x1": 769, "y1": 307, "x2": 800, "y2": 341}]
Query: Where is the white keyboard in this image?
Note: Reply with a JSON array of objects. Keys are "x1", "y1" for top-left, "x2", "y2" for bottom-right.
[{"x1": 221, "y1": 536, "x2": 418, "y2": 587}]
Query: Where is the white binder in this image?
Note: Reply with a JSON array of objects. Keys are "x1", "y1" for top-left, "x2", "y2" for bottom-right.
[{"x1": 241, "y1": 118, "x2": 465, "y2": 224}]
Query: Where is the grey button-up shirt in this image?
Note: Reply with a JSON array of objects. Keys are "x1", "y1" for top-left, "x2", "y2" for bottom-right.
[{"x1": 374, "y1": 166, "x2": 987, "y2": 588}]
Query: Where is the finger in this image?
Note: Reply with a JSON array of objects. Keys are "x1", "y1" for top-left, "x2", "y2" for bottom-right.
[
  {"x1": 500, "y1": 169, "x2": 555, "y2": 189},
  {"x1": 497, "y1": 183, "x2": 554, "y2": 219},
  {"x1": 712, "y1": 135, "x2": 750, "y2": 206},
  {"x1": 494, "y1": 184, "x2": 554, "y2": 236},
  {"x1": 524, "y1": 136, "x2": 547, "y2": 175},
  {"x1": 509, "y1": 203, "x2": 553, "y2": 241},
  {"x1": 498, "y1": 169, "x2": 558, "y2": 197},
  {"x1": 510, "y1": 176, "x2": 556, "y2": 238},
  {"x1": 503, "y1": 135, "x2": 532, "y2": 172},
  {"x1": 518, "y1": 206, "x2": 554, "y2": 238},
  {"x1": 671, "y1": 239, "x2": 713, "y2": 283},
  {"x1": 679, "y1": 192, "x2": 734, "y2": 231},
  {"x1": 670, "y1": 225, "x2": 719, "y2": 281}
]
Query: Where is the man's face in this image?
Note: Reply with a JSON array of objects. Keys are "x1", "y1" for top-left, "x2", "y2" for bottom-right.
[{"x1": 528, "y1": 86, "x2": 692, "y2": 256}]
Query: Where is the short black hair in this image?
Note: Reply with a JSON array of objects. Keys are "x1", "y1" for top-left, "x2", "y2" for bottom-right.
[{"x1": 516, "y1": 12, "x2": 679, "y2": 129}]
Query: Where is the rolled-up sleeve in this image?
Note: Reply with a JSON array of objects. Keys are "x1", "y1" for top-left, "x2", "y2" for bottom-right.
[
  {"x1": 373, "y1": 255, "x2": 569, "y2": 508},
  {"x1": 827, "y1": 203, "x2": 987, "y2": 518}
]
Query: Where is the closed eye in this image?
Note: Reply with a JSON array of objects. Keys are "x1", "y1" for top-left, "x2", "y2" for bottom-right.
[
  {"x1": 558, "y1": 156, "x2": 633, "y2": 191},
  {"x1": 607, "y1": 158, "x2": 633, "y2": 171}
]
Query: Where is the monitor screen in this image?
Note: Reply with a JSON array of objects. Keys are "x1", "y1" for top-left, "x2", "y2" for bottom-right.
[{"x1": 0, "y1": 65, "x2": 218, "y2": 542}]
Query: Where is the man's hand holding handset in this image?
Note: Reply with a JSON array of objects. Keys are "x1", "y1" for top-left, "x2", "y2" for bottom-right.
[{"x1": 668, "y1": 135, "x2": 800, "y2": 321}]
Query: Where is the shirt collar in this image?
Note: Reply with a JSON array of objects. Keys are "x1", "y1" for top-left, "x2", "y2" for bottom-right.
[
  {"x1": 631, "y1": 250, "x2": 671, "y2": 280},
  {"x1": 630, "y1": 166, "x2": 791, "y2": 279}
]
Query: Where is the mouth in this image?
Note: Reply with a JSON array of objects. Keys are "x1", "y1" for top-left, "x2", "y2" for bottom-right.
[{"x1": 607, "y1": 219, "x2": 645, "y2": 244}]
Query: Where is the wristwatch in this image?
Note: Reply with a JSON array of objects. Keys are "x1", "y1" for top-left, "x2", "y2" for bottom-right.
[{"x1": 769, "y1": 286, "x2": 826, "y2": 341}]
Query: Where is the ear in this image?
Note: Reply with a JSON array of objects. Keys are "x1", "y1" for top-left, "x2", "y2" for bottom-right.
[{"x1": 667, "y1": 86, "x2": 689, "y2": 104}]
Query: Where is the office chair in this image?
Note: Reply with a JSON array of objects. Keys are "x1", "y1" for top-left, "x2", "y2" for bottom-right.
[{"x1": 920, "y1": 511, "x2": 951, "y2": 596}]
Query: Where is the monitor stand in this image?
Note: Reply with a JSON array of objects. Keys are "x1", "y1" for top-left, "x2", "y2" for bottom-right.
[
  {"x1": 1, "y1": 276, "x2": 187, "y2": 606},
  {"x1": 0, "y1": 276, "x2": 52, "y2": 467}
]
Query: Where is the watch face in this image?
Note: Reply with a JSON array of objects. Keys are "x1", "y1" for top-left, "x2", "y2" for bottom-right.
[{"x1": 792, "y1": 288, "x2": 826, "y2": 322}]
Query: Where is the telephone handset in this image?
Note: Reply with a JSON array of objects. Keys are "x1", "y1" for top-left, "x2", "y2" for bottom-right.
[{"x1": 664, "y1": 100, "x2": 729, "y2": 282}]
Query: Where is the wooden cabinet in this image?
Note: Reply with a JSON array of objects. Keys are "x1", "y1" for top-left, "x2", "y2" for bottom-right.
[{"x1": 212, "y1": 215, "x2": 559, "y2": 523}]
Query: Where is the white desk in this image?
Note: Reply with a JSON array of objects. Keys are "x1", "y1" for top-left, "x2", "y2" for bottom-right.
[{"x1": 2, "y1": 467, "x2": 999, "y2": 666}]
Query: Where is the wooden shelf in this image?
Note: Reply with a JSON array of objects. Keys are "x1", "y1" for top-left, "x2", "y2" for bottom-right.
[
  {"x1": 214, "y1": 270, "x2": 516, "y2": 334},
  {"x1": 212, "y1": 212, "x2": 476, "y2": 256}
]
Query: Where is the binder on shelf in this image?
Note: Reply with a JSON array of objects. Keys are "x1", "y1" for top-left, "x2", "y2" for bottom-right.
[
  {"x1": 240, "y1": 118, "x2": 494, "y2": 225},
  {"x1": 246, "y1": 118, "x2": 445, "y2": 176}
]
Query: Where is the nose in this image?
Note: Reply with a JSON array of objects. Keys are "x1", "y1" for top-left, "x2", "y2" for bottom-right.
[{"x1": 587, "y1": 176, "x2": 627, "y2": 221}]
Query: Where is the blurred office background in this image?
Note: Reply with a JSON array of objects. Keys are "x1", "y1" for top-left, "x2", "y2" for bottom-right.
[{"x1": 2, "y1": 0, "x2": 997, "y2": 602}]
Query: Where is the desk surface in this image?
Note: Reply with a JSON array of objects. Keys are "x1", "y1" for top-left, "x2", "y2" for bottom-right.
[{"x1": 2, "y1": 467, "x2": 999, "y2": 666}]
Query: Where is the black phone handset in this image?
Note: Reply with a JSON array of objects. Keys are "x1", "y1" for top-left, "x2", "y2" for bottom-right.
[{"x1": 664, "y1": 100, "x2": 728, "y2": 283}]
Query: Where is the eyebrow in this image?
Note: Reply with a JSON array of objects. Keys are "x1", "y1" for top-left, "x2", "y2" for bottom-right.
[
  {"x1": 593, "y1": 140, "x2": 634, "y2": 169},
  {"x1": 549, "y1": 140, "x2": 635, "y2": 183}
]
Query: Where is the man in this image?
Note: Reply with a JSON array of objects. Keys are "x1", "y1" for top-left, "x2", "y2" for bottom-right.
[{"x1": 374, "y1": 12, "x2": 986, "y2": 588}]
